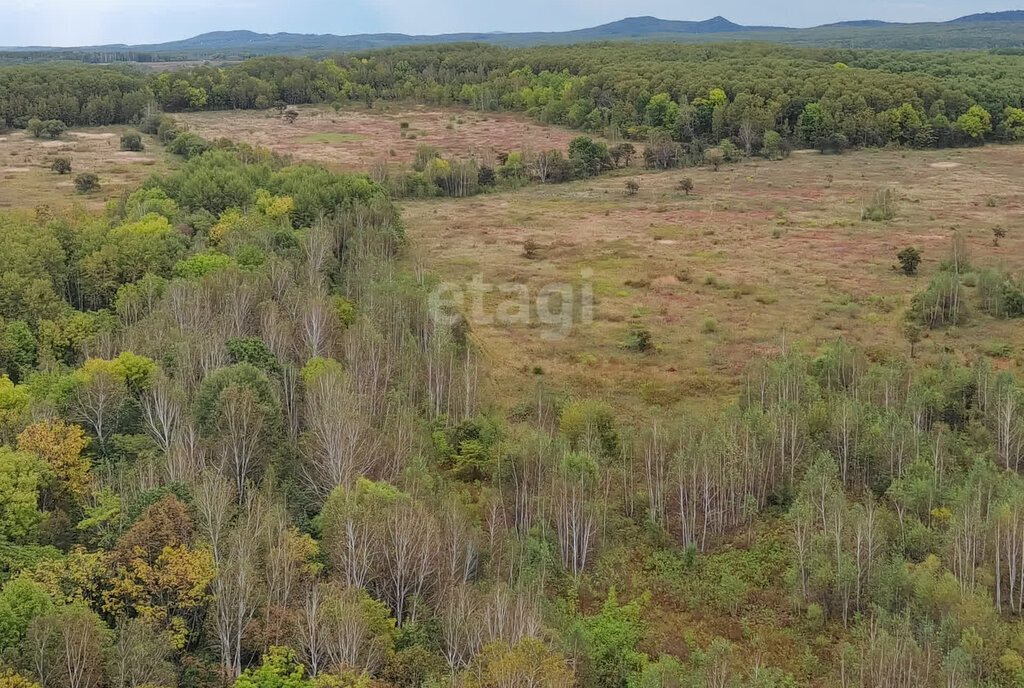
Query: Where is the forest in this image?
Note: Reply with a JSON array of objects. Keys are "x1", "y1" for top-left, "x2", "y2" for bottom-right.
[
  {"x1": 1, "y1": 37, "x2": 1024, "y2": 688},
  {"x1": 5, "y1": 42, "x2": 1024, "y2": 153}
]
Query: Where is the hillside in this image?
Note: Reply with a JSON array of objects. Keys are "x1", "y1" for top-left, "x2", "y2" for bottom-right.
[{"x1": 4, "y1": 11, "x2": 1024, "y2": 61}]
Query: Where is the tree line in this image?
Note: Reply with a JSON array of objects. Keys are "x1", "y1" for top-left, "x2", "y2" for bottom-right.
[{"x1": 6, "y1": 43, "x2": 1024, "y2": 153}]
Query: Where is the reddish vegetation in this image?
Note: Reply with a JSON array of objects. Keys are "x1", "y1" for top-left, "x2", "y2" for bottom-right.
[{"x1": 179, "y1": 104, "x2": 589, "y2": 172}]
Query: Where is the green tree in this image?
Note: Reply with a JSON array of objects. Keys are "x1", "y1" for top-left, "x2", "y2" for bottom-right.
[
  {"x1": 234, "y1": 647, "x2": 312, "y2": 688},
  {"x1": 644, "y1": 93, "x2": 679, "y2": 130},
  {"x1": 897, "y1": 247, "x2": 921, "y2": 276},
  {"x1": 955, "y1": 105, "x2": 992, "y2": 141},
  {"x1": 568, "y1": 137, "x2": 611, "y2": 178},
  {"x1": 0, "y1": 447, "x2": 47, "y2": 543}
]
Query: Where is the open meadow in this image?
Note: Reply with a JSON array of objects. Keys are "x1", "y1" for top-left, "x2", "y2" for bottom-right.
[
  {"x1": 401, "y1": 145, "x2": 1024, "y2": 418},
  {"x1": 0, "y1": 127, "x2": 171, "y2": 211},
  {"x1": 177, "y1": 104, "x2": 589, "y2": 172}
]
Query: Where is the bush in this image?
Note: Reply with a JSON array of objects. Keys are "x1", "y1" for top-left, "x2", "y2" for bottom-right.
[
  {"x1": 897, "y1": 247, "x2": 921, "y2": 275},
  {"x1": 120, "y1": 131, "x2": 144, "y2": 151},
  {"x1": 51, "y1": 157, "x2": 71, "y2": 175},
  {"x1": 73, "y1": 172, "x2": 100, "y2": 193},
  {"x1": 167, "y1": 132, "x2": 209, "y2": 160},
  {"x1": 761, "y1": 130, "x2": 783, "y2": 159},
  {"x1": 719, "y1": 139, "x2": 740, "y2": 162},
  {"x1": 676, "y1": 177, "x2": 694, "y2": 194},
  {"x1": 862, "y1": 187, "x2": 898, "y2": 221},
  {"x1": 478, "y1": 165, "x2": 495, "y2": 187},
  {"x1": 624, "y1": 179, "x2": 640, "y2": 196},
  {"x1": 701, "y1": 317, "x2": 718, "y2": 333},
  {"x1": 622, "y1": 324, "x2": 654, "y2": 352},
  {"x1": 28, "y1": 118, "x2": 66, "y2": 139}
]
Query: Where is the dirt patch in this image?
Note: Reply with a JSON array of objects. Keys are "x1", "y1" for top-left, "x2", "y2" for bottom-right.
[
  {"x1": 72, "y1": 132, "x2": 117, "y2": 140},
  {"x1": 1, "y1": 167, "x2": 32, "y2": 173},
  {"x1": 930, "y1": 161, "x2": 961, "y2": 169}
]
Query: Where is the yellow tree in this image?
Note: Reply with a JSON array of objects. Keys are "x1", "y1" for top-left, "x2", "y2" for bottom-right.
[{"x1": 17, "y1": 421, "x2": 91, "y2": 510}]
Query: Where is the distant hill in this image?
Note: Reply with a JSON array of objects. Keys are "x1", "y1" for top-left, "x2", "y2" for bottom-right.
[
  {"x1": 950, "y1": 10, "x2": 1024, "y2": 22},
  {"x1": 3, "y1": 11, "x2": 1024, "y2": 61}
]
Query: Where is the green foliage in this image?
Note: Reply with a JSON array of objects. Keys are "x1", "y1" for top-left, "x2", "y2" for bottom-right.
[
  {"x1": 621, "y1": 324, "x2": 653, "y2": 353},
  {"x1": 0, "y1": 577, "x2": 52, "y2": 649},
  {"x1": 0, "y1": 448, "x2": 47, "y2": 543},
  {"x1": 955, "y1": 104, "x2": 993, "y2": 140},
  {"x1": 194, "y1": 362, "x2": 280, "y2": 435},
  {"x1": 568, "y1": 137, "x2": 612, "y2": 178},
  {"x1": 173, "y1": 252, "x2": 232, "y2": 278},
  {"x1": 897, "y1": 246, "x2": 921, "y2": 276},
  {"x1": 234, "y1": 647, "x2": 312, "y2": 688},
  {"x1": 119, "y1": 131, "x2": 144, "y2": 152},
  {"x1": 571, "y1": 589, "x2": 648, "y2": 688},
  {"x1": 226, "y1": 336, "x2": 280, "y2": 373},
  {"x1": 27, "y1": 118, "x2": 66, "y2": 139},
  {"x1": 761, "y1": 130, "x2": 783, "y2": 159}
]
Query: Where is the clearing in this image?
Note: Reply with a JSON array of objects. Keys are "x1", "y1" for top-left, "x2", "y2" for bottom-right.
[
  {"x1": 177, "y1": 104, "x2": 594, "y2": 172},
  {"x1": 0, "y1": 127, "x2": 172, "y2": 211},
  {"x1": 401, "y1": 146, "x2": 1024, "y2": 417}
]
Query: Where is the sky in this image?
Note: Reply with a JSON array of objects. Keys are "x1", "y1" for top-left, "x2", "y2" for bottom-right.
[{"x1": 1, "y1": 0, "x2": 1022, "y2": 47}]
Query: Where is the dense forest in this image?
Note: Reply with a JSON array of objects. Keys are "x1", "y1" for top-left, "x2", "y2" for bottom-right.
[
  {"x1": 5, "y1": 42, "x2": 1024, "y2": 153},
  {"x1": 2, "y1": 38, "x2": 1024, "y2": 688}
]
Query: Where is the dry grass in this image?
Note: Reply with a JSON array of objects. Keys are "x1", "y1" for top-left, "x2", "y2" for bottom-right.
[
  {"x1": 0, "y1": 127, "x2": 173, "y2": 211},
  {"x1": 177, "y1": 104, "x2": 596, "y2": 172},
  {"x1": 401, "y1": 146, "x2": 1024, "y2": 418}
]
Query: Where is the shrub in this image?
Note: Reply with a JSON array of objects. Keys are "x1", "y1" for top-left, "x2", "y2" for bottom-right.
[
  {"x1": 51, "y1": 157, "x2": 71, "y2": 175},
  {"x1": 73, "y1": 172, "x2": 100, "y2": 193},
  {"x1": 701, "y1": 317, "x2": 718, "y2": 333},
  {"x1": 862, "y1": 187, "x2": 898, "y2": 221},
  {"x1": 761, "y1": 130, "x2": 783, "y2": 159},
  {"x1": 28, "y1": 118, "x2": 66, "y2": 139},
  {"x1": 624, "y1": 179, "x2": 640, "y2": 196},
  {"x1": 719, "y1": 139, "x2": 740, "y2": 162},
  {"x1": 478, "y1": 165, "x2": 495, "y2": 187},
  {"x1": 622, "y1": 324, "x2": 654, "y2": 352},
  {"x1": 120, "y1": 131, "x2": 144, "y2": 151},
  {"x1": 167, "y1": 132, "x2": 209, "y2": 160},
  {"x1": 676, "y1": 177, "x2": 694, "y2": 194},
  {"x1": 897, "y1": 247, "x2": 921, "y2": 275}
]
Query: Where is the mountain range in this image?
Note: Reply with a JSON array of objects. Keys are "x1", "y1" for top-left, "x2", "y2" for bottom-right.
[{"x1": 4, "y1": 11, "x2": 1024, "y2": 60}]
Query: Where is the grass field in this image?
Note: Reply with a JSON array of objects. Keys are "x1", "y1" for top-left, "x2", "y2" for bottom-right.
[
  {"x1": 177, "y1": 104, "x2": 595, "y2": 172},
  {"x1": 3, "y1": 112, "x2": 1021, "y2": 426},
  {"x1": 401, "y1": 146, "x2": 1024, "y2": 419},
  {"x1": 0, "y1": 127, "x2": 172, "y2": 211}
]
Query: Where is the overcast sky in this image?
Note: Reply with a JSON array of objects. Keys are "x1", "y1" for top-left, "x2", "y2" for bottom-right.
[{"x1": 2, "y1": 0, "x2": 1021, "y2": 47}]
